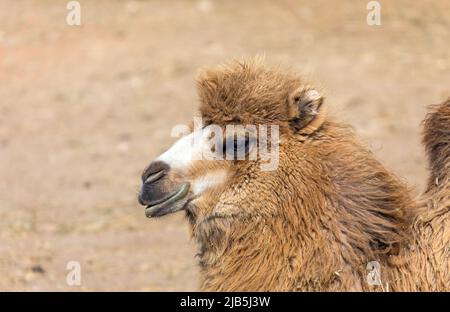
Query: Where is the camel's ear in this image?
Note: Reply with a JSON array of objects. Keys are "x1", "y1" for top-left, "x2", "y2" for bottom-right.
[{"x1": 288, "y1": 88, "x2": 325, "y2": 134}]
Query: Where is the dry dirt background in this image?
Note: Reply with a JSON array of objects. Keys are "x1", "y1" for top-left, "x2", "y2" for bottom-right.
[{"x1": 0, "y1": 0, "x2": 449, "y2": 291}]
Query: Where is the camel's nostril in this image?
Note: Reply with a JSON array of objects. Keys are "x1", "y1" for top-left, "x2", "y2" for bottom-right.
[
  {"x1": 144, "y1": 168, "x2": 165, "y2": 184},
  {"x1": 142, "y1": 161, "x2": 169, "y2": 185}
]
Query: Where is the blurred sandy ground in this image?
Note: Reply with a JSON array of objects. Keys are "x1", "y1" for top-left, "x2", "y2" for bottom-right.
[{"x1": 0, "y1": 0, "x2": 448, "y2": 291}]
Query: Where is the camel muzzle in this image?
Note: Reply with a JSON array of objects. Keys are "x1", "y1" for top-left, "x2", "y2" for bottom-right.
[{"x1": 138, "y1": 161, "x2": 191, "y2": 217}]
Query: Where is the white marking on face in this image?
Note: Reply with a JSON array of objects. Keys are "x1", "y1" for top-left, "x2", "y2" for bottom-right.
[
  {"x1": 192, "y1": 170, "x2": 228, "y2": 196},
  {"x1": 156, "y1": 126, "x2": 218, "y2": 170},
  {"x1": 157, "y1": 131, "x2": 198, "y2": 169}
]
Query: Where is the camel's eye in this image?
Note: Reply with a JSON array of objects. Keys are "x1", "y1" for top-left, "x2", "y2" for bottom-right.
[{"x1": 223, "y1": 133, "x2": 255, "y2": 160}]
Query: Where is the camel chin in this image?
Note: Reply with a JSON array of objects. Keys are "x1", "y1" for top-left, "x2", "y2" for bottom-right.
[{"x1": 144, "y1": 182, "x2": 191, "y2": 218}]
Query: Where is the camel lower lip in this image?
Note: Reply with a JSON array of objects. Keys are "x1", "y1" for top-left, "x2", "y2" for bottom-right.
[{"x1": 145, "y1": 183, "x2": 190, "y2": 218}]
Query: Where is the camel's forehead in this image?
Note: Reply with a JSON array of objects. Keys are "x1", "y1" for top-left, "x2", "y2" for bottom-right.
[
  {"x1": 199, "y1": 90, "x2": 290, "y2": 126},
  {"x1": 198, "y1": 66, "x2": 301, "y2": 125}
]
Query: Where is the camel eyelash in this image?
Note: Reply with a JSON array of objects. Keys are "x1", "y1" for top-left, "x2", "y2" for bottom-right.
[{"x1": 222, "y1": 134, "x2": 253, "y2": 158}]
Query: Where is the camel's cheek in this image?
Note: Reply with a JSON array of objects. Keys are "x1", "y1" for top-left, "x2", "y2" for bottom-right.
[
  {"x1": 191, "y1": 170, "x2": 229, "y2": 196},
  {"x1": 185, "y1": 170, "x2": 230, "y2": 219}
]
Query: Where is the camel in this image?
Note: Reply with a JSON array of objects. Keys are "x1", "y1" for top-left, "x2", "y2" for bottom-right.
[{"x1": 138, "y1": 59, "x2": 449, "y2": 291}]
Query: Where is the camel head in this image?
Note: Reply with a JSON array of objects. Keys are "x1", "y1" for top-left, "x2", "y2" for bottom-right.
[
  {"x1": 138, "y1": 60, "x2": 325, "y2": 224},
  {"x1": 137, "y1": 59, "x2": 448, "y2": 292}
]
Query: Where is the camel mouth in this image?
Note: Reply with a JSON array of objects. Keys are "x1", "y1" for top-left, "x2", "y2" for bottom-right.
[{"x1": 145, "y1": 182, "x2": 190, "y2": 218}]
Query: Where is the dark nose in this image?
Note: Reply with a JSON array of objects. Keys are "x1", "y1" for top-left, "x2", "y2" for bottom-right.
[{"x1": 138, "y1": 161, "x2": 169, "y2": 205}]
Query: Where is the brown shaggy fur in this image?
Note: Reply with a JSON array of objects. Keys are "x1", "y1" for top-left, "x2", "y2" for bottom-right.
[
  {"x1": 143, "y1": 59, "x2": 449, "y2": 291},
  {"x1": 388, "y1": 99, "x2": 450, "y2": 291},
  {"x1": 192, "y1": 60, "x2": 414, "y2": 291}
]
